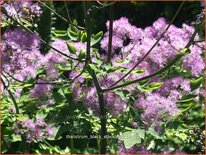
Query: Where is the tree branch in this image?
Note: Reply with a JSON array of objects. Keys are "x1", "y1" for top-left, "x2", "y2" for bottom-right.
[{"x1": 2, "y1": 70, "x2": 70, "y2": 85}]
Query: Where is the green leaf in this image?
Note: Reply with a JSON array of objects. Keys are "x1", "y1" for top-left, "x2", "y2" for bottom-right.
[
  {"x1": 91, "y1": 31, "x2": 103, "y2": 46},
  {"x1": 147, "y1": 140, "x2": 156, "y2": 150},
  {"x1": 81, "y1": 33, "x2": 87, "y2": 42},
  {"x1": 119, "y1": 129, "x2": 145, "y2": 149},
  {"x1": 119, "y1": 130, "x2": 141, "y2": 149},
  {"x1": 190, "y1": 77, "x2": 203, "y2": 91},
  {"x1": 52, "y1": 30, "x2": 67, "y2": 37},
  {"x1": 177, "y1": 48, "x2": 189, "y2": 56},
  {"x1": 55, "y1": 63, "x2": 72, "y2": 71},
  {"x1": 177, "y1": 98, "x2": 194, "y2": 104},
  {"x1": 136, "y1": 128, "x2": 145, "y2": 139},
  {"x1": 132, "y1": 69, "x2": 145, "y2": 75},
  {"x1": 20, "y1": 83, "x2": 33, "y2": 88},
  {"x1": 115, "y1": 59, "x2": 130, "y2": 65},
  {"x1": 11, "y1": 134, "x2": 22, "y2": 142},
  {"x1": 138, "y1": 79, "x2": 150, "y2": 85},
  {"x1": 103, "y1": 62, "x2": 112, "y2": 71},
  {"x1": 177, "y1": 94, "x2": 196, "y2": 104},
  {"x1": 175, "y1": 132, "x2": 187, "y2": 141},
  {"x1": 79, "y1": 50, "x2": 86, "y2": 59},
  {"x1": 36, "y1": 109, "x2": 48, "y2": 119},
  {"x1": 88, "y1": 64, "x2": 99, "y2": 71},
  {"x1": 67, "y1": 42, "x2": 77, "y2": 54},
  {"x1": 137, "y1": 82, "x2": 163, "y2": 92},
  {"x1": 147, "y1": 127, "x2": 161, "y2": 139},
  {"x1": 107, "y1": 67, "x2": 123, "y2": 73},
  {"x1": 67, "y1": 28, "x2": 79, "y2": 41}
]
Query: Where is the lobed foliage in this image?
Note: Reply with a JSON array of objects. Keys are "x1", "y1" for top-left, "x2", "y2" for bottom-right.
[{"x1": 1, "y1": 1, "x2": 205, "y2": 154}]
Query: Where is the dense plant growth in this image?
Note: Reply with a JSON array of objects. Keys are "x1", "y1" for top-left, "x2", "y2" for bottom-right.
[{"x1": 1, "y1": 1, "x2": 205, "y2": 154}]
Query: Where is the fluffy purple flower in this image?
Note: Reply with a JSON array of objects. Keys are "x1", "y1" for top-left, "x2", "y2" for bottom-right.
[
  {"x1": 107, "y1": 17, "x2": 143, "y2": 41},
  {"x1": 101, "y1": 32, "x2": 123, "y2": 54},
  {"x1": 3, "y1": 28, "x2": 40, "y2": 52},
  {"x1": 182, "y1": 46, "x2": 205, "y2": 77},
  {"x1": 2, "y1": 1, "x2": 42, "y2": 20},
  {"x1": 34, "y1": 128, "x2": 43, "y2": 139},
  {"x1": 104, "y1": 92, "x2": 126, "y2": 116},
  {"x1": 101, "y1": 17, "x2": 143, "y2": 59},
  {"x1": 35, "y1": 118, "x2": 47, "y2": 127},
  {"x1": 48, "y1": 99, "x2": 54, "y2": 106},
  {"x1": 2, "y1": 28, "x2": 43, "y2": 81},
  {"x1": 101, "y1": 17, "x2": 204, "y2": 75},
  {"x1": 69, "y1": 41, "x2": 87, "y2": 52},
  {"x1": 71, "y1": 80, "x2": 87, "y2": 103},
  {"x1": 29, "y1": 78, "x2": 53, "y2": 107},
  {"x1": 83, "y1": 87, "x2": 126, "y2": 115},
  {"x1": 70, "y1": 17, "x2": 204, "y2": 130},
  {"x1": 43, "y1": 39, "x2": 87, "y2": 80},
  {"x1": 83, "y1": 87, "x2": 99, "y2": 112},
  {"x1": 23, "y1": 119, "x2": 36, "y2": 130},
  {"x1": 14, "y1": 118, "x2": 54, "y2": 143},
  {"x1": 30, "y1": 79, "x2": 52, "y2": 98},
  {"x1": 45, "y1": 39, "x2": 68, "y2": 63},
  {"x1": 30, "y1": 3, "x2": 42, "y2": 16},
  {"x1": 68, "y1": 71, "x2": 85, "y2": 83},
  {"x1": 45, "y1": 125, "x2": 54, "y2": 137},
  {"x1": 144, "y1": 26, "x2": 157, "y2": 38},
  {"x1": 100, "y1": 72, "x2": 124, "y2": 88},
  {"x1": 162, "y1": 151, "x2": 187, "y2": 154},
  {"x1": 45, "y1": 39, "x2": 87, "y2": 64},
  {"x1": 135, "y1": 93, "x2": 179, "y2": 126},
  {"x1": 153, "y1": 17, "x2": 168, "y2": 31},
  {"x1": 156, "y1": 77, "x2": 191, "y2": 101}
]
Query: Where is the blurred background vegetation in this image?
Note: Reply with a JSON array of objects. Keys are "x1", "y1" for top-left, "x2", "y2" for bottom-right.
[{"x1": 52, "y1": 1, "x2": 204, "y2": 34}]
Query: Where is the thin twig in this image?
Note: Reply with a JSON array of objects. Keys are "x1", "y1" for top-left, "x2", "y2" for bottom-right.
[
  {"x1": 3, "y1": 70, "x2": 69, "y2": 85},
  {"x1": 96, "y1": 0, "x2": 116, "y2": 8},
  {"x1": 193, "y1": 39, "x2": 205, "y2": 43},
  {"x1": 193, "y1": 42, "x2": 205, "y2": 50},
  {"x1": 64, "y1": 1, "x2": 73, "y2": 24},
  {"x1": 1, "y1": 78, "x2": 19, "y2": 114}
]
